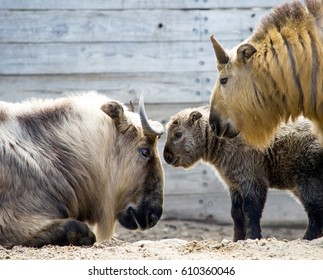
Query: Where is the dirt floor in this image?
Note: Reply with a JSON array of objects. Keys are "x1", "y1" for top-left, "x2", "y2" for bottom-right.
[{"x1": 0, "y1": 219, "x2": 322, "y2": 260}]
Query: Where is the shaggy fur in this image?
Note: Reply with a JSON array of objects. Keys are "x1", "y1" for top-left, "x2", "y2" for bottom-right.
[
  {"x1": 0, "y1": 92, "x2": 164, "y2": 248},
  {"x1": 164, "y1": 106, "x2": 323, "y2": 241},
  {"x1": 209, "y1": 0, "x2": 323, "y2": 149}
]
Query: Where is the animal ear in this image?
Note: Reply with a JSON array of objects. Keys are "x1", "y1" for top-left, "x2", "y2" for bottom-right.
[
  {"x1": 101, "y1": 101, "x2": 126, "y2": 125},
  {"x1": 237, "y1": 43, "x2": 257, "y2": 62},
  {"x1": 189, "y1": 111, "x2": 202, "y2": 124}
]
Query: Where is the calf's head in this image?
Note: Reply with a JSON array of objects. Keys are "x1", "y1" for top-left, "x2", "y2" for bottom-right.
[
  {"x1": 101, "y1": 96, "x2": 164, "y2": 231},
  {"x1": 163, "y1": 107, "x2": 208, "y2": 169}
]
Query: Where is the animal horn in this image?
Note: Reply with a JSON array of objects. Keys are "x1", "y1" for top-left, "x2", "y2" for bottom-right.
[
  {"x1": 210, "y1": 35, "x2": 229, "y2": 64},
  {"x1": 129, "y1": 100, "x2": 135, "y2": 112},
  {"x1": 139, "y1": 95, "x2": 164, "y2": 137}
]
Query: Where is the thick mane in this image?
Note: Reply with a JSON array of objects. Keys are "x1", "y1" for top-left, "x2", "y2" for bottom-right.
[
  {"x1": 249, "y1": 0, "x2": 322, "y2": 120},
  {"x1": 252, "y1": 1, "x2": 306, "y2": 42},
  {"x1": 209, "y1": 0, "x2": 323, "y2": 149},
  {"x1": 241, "y1": 0, "x2": 323, "y2": 143}
]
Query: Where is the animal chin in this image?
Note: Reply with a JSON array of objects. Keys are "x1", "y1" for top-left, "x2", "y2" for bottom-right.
[
  {"x1": 182, "y1": 162, "x2": 193, "y2": 169},
  {"x1": 170, "y1": 157, "x2": 180, "y2": 167}
]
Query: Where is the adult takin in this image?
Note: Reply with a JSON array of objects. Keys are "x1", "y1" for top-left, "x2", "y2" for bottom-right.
[
  {"x1": 164, "y1": 106, "x2": 323, "y2": 241},
  {"x1": 0, "y1": 92, "x2": 164, "y2": 248},
  {"x1": 209, "y1": 0, "x2": 323, "y2": 149}
]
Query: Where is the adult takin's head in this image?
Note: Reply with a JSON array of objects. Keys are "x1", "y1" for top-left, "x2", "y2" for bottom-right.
[
  {"x1": 0, "y1": 93, "x2": 165, "y2": 248},
  {"x1": 209, "y1": 0, "x2": 323, "y2": 149},
  {"x1": 100, "y1": 95, "x2": 164, "y2": 235}
]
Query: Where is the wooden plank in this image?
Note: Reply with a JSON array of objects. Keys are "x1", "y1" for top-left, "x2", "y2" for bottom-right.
[
  {"x1": 163, "y1": 191, "x2": 308, "y2": 225},
  {"x1": 0, "y1": 0, "x2": 286, "y2": 10},
  {"x1": 0, "y1": 9, "x2": 265, "y2": 43},
  {"x1": 161, "y1": 162, "x2": 226, "y2": 195},
  {"x1": 201, "y1": 9, "x2": 268, "y2": 41},
  {"x1": 0, "y1": 41, "x2": 225, "y2": 74},
  {"x1": 0, "y1": 10, "x2": 201, "y2": 43},
  {"x1": 0, "y1": 73, "x2": 216, "y2": 103}
]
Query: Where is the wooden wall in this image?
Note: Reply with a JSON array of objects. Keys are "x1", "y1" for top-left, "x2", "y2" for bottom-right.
[{"x1": 0, "y1": 0, "x2": 307, "y2": 226}]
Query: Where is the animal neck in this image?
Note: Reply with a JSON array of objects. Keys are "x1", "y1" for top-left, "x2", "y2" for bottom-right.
[
  {"x1": 202, "y1": 124, "x2": 223, "y2": 166},
  {"x1": 249, "y1": 9, "x2": 322, "y2": 122},
  {"x1": 253, "y1": 49, "x2": 303, "y2": 119}
]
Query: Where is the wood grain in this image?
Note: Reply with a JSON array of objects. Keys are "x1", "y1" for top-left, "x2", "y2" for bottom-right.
[
  {"x1": 0, "y1": 10, "x2": 266, "y2": 43},
  {"x1": 0, "y1": 74, "x2": 215, "y2": 103},
  {"x1": 0, "y1": 0, "x2": 284, "y2": 10}
]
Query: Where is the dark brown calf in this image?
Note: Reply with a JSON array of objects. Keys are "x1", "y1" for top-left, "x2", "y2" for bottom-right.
[{"x1": 164, "y1": 106, "x2": 323, "y2": 241}]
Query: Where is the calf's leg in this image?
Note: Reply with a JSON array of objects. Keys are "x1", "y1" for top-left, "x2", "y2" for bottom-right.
[
  {"x1": 303, "y1": 211, "x2": 323, "y2": 240},
  {"x1": 230, "y1": 190, "x2": 246, "y2": 241},
  {"x1": 296, "y1": 177, "x2": 323, "y2": 240},
  {"x1": 242, "y1": 182, "x2": 267, "y2": 240}
]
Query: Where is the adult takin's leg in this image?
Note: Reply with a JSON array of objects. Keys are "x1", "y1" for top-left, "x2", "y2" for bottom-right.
[
  {"x1": 230, "y1": 190, "x2": 246, "y2": 241},
  {"x1": 23, "y1": 218, "x2": 96, "y2": 247},
  {"x1": 241, "y1": 183, "x2": 267, "y2": 240}
]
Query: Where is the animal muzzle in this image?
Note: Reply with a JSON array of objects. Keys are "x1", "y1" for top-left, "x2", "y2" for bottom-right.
[
  {"x1": 163, "y1": 148, "x2": 179, "y2": 166},
  {"x1": 209, "y1": 110, "x2": 239, "y2": 138},
  {"x1": 118, "y1": 166, "x2": 164, "y2": 231},
  {"x1": 118, "y1": 204, "x2": 163, "y2": 230}
]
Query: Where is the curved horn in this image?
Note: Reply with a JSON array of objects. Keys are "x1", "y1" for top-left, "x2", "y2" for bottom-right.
[
  {"x1": 210, "y1": 35, "x2": 229, "y2": 64},
  {"x1": 139, "y1": 95, "x2": 164, "y2": 137}
]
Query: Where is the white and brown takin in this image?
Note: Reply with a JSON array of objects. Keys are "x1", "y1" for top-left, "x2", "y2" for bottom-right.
[
  {"x1": 209, "y1": 0, "x2": 323, "y2": 149},
  {"x1": 0, "y1": 92, "x2": 164, "y2": 248},
  {"x1": 164, "y1": 106, "x2": 323, "y2": 241}
]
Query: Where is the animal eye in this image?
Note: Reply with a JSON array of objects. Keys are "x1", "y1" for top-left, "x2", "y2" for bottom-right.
[
  {"x1": 175, "y1": 132, "x2": 182, "y2": 138},
  {"x1": 220, "y1": 77, "x2": 228, "y2": 85},
  {"x1": 139, "y1": 147, "x2": 150, "y2": 159}
]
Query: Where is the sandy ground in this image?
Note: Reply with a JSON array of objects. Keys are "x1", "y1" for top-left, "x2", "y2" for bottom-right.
[{"x1": 0, "y1": 219, "x2": 322, "y2": 260}]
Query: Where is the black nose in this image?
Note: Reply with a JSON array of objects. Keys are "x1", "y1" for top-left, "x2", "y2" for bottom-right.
[
  {"x1": 163, "y1": 149, "x2": 173, "y2": 164},
  {"x1": 209, "y1": 112, "x2": 220, "y2": 136}
]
